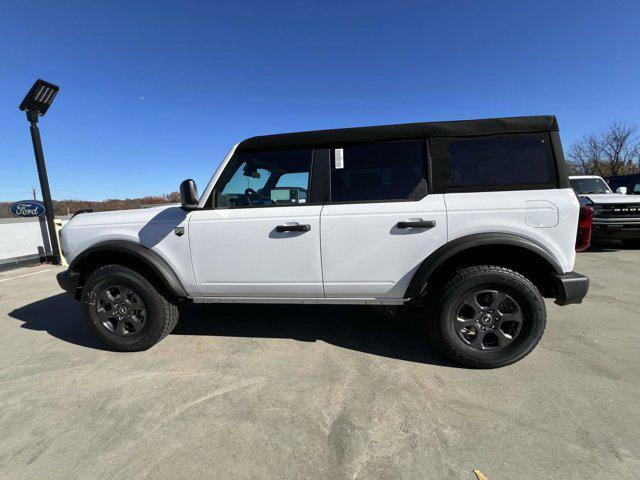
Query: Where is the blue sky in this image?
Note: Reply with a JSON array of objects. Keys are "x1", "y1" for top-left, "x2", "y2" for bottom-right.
[{"x1": 1, "y1": 0, "x2": 639, "y2": 201}]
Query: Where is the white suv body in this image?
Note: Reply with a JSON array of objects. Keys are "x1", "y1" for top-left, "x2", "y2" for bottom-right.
[{"x1": 58, "y1": 116, "x2": 589, "y2": 367}]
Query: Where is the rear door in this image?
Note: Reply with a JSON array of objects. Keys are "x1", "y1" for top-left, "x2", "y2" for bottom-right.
[{"x1": 320, "y1": 140, "x2": 447, "y2": 299}]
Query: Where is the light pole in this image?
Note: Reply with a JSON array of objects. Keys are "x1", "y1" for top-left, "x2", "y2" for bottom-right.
[{"x1": 19, "y1": 79, "x2": 62, "y2": 265}]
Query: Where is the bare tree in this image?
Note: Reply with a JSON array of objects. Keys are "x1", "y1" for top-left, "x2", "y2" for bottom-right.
[
  {"x1": 568, "y1": 133, "x2": 605, "y2": 176},
  {"x1": 165, "y1": 191, "x2": 181, "y2": 203},
  {"x1": 601, "y1": 122, "x2": 640, "y2": 175},
  {"x1": 568, "y1": 122, "x2": 640, "y2": 176}
]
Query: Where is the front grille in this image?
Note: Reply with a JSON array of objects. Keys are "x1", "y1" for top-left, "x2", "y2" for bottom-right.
[{"x1": 594, "y1": 203, "x2": 640, "y2": 218}]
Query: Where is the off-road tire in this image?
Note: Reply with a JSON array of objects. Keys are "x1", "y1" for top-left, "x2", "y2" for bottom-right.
[
  {"x1": 428, "y1": 265, "x2": 546, "y2": 368},
  {"x1": 82, "y1": 265, "x2": 179, "y2": 351}
]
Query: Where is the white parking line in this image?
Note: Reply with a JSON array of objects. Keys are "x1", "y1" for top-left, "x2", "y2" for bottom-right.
[{"x1": 0, "y1": 269, "x2": 52, "y2": 283}]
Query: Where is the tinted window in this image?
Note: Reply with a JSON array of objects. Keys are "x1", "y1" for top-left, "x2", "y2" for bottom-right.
[
  {"x1": 570, "y1": 177, "x2": 611, "y2": 194},
  {"x1": 330, "y1": 141, "x2": 426, "y2": 202},
  {"x1": 217, "y1": 149, "x2": 312, "y2": 207},
  {"x1": 431, "y1": 134, "x2": 556, "y2": 191},
  {"x1": 609, "y1": 178, "x2": 640, "y2": 194}
]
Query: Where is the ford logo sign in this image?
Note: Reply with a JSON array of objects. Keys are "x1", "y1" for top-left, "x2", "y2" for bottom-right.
[{"x1": 8, "y1": 200, "x2": 46, "y2": 218}]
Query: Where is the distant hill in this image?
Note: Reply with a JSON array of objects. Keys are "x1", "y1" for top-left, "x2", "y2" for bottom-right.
[{"x1": 0, "y1": 192, "x2": 181, "y2": 218}]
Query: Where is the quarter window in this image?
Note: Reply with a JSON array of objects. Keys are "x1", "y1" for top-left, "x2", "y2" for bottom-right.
[
  {"x1": 431, "y1": 134, "x2": 556, "y2": 192},
  {"x1": 330, "y1": 141, "x2": 427, "y2": 202}
]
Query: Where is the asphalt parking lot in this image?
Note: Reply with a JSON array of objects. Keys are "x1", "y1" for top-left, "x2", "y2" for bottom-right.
[{"x1": 1, "y1": 244, "x2": 639, "y2": 480}]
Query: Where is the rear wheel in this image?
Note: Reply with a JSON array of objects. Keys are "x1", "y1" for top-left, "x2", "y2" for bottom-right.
[
  {"x1": 429, "y1": 265, "x2": 546, "y2": 368},
  {"x1": 82, "y1": 265, "x2": 179, "y2": 351}
]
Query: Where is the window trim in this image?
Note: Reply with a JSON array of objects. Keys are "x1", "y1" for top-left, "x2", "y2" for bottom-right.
[
  {"x1": 309, "y1": 148, "x2": 330, "y2": 204},
  {"x1": 326, "y1": 139, "x2": 429, "y2": 205},
  {"x1": 429, "y1": 132, "x2": 559, "y2": 194}
]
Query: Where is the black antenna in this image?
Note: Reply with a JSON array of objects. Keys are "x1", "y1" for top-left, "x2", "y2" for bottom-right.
[{"x1": 19, "y1": 79, "x2": 62, "y2": 265}]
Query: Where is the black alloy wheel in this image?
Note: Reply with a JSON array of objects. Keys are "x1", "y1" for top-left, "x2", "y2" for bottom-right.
[
  {"x1": 95, "y1": 284, "x2": 147, "y2": 337},
  {"x1": 453, "y1": 289, "x2": 523, "y2": 350}
]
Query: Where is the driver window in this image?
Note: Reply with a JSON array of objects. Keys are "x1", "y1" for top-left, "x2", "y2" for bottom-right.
[
  {"x1": 217, "y1": 149, "x2": 313, "y2": 207},
  {"x1": 221, "y1": 163, "x2": 269, "y2": 199}
]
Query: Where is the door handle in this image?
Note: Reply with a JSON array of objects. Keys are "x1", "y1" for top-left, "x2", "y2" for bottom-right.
[
  {"x1": 396, "y1": 220, "x2": 436, "y2": 229},
  {"x1": 275, "y1": 224, "x2": 311, "y2": 232}
]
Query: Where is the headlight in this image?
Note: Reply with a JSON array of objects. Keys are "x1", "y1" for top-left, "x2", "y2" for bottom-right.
[
  {"x1": 592, "y1": 205, "x2": 603, "y2": 215},
  {"x1": 579, "y1": 196, "x2": 593, "y2": 207}
]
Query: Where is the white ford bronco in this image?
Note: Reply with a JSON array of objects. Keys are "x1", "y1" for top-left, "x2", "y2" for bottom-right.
[
  {"x1": 57, "y1": 115, "x2": 589, "y2": 368},
  {"x1": 570, "y1": 175, "x2": 640, "y2": 245}
]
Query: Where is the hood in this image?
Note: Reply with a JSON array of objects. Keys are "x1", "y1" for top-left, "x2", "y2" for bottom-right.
[
  {"x1": 65, "y1": 204, "x2": 183, "y2": 228},
  {"x1": 580, "y1": 193, "x2": 640, "y2": 205},
  {"x1": 59, "y1": 204, "x2": 189, "y2": 265}
]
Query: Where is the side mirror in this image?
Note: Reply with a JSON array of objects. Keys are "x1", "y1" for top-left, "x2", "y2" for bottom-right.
[
  {"x1": 180, "y1": 179, "x2": 199, "y2": 209},
  {"x1": 615, "y1": 186, "x2": 628, "y2": 195}
]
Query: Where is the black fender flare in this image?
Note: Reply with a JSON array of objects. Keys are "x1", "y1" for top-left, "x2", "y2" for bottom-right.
[
  {"x1": 404, "y1": 232, "x2": 564, "y2": 299},
  {"x1": 69, "y1": 240, "x2": 189, "y2": 299}
]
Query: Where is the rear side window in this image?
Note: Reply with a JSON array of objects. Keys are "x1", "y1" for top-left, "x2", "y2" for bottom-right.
[
  {"x1": 430, "y1": 133, "x2": 556, "y2": 192},
  {"x1": 330, "y1": 141, "x2": 427, "y2": 202}
]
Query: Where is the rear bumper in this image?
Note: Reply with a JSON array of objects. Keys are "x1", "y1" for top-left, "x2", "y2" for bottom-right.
[
  {"x1": 56, "y1": 270, "x2": 80, "y2": 296},
  {"x1": 553, "y1": 272, "x2": 589, "y2": 306}
]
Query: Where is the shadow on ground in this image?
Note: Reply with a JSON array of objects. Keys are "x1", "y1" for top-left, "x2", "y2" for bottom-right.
[
  {"x1": 8, "y1": 294, "x2": 109, "y2": 351},
  {"x1": 587, "y1": 239, "x2": 640, "y2": 252},
  {"x1": 9, "y1": 294, "x2": 453, "y2": 367}
]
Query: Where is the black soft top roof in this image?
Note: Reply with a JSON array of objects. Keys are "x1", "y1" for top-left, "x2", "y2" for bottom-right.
[{"x1": 237, "y1": 115, "x2": 559, "y2": 151}]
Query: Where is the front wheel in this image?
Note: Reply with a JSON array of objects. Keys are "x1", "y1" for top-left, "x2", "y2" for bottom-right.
[
  {"x1": 429, "y1": 265, "x2": 546, "y2": 368},
  {"x1": 81, "y1": 265, "x2": 179, "y2": 351}
]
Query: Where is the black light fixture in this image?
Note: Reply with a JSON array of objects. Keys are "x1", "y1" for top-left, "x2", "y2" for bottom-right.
[
  {"x1": 19, "y1": 79, "x2": 59, "y2": 116},
  {"x1": 19, "y1": 79, "x2": 62, "y2": 265}
]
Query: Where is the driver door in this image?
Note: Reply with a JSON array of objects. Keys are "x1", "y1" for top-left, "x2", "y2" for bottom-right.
[{"x1": 188, "y1": 148, "x2": 324, "y2": 298}]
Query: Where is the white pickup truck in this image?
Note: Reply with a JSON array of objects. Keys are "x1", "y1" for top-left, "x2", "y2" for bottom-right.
[{"x1": 57, "y1": 115, "x2": 589, "y2": 368}]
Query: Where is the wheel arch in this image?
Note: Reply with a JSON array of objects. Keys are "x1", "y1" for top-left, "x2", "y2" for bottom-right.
[
  {"x1": 405, "y1": 233, "x2": 565, "y2": 300},
  {"x1": 69, "y1": 240, "x2": 189, "y2": 301}
]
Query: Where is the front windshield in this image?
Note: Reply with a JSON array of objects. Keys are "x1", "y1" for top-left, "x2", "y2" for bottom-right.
[{"x1": 570, "y1": 177, "x2": 612, "y2": 194}]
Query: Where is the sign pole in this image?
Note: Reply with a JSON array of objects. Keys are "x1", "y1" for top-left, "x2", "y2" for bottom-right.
[{"x1": 26, "y1": 109, "x2": 61, "y2": 265}]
